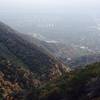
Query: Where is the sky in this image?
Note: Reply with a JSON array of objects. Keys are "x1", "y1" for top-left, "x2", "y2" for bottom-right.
[
  {"x1": 0, "y1": 0, "x2": 100, "y2": 42},
  {"x1": 0, "y1": 0, "x2": 100, "y2": 37},
  {"x1": 0, "y1": 0, "x2": 100, "y2": 13}
]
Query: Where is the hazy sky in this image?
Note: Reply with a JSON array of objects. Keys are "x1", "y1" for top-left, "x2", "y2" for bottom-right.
[
  {"x1": 0, "y1": 0, "x2": 100, "y2": 13},
  {"x1": 0, "y1": 0, "x2": 100, "y2": 35},
  {"x1": 0, "y1": 0, "x2": 100, "y2": 41}
]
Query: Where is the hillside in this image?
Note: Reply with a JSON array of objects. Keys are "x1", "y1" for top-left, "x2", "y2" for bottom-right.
[
  {"x1": 0, "y1": 58, "x2": 100, "y2": 100},
  {"x1": 20, "y1": 33, "x2": 100, "y2": 68},
  {"x1": 0, "y1": 22, "x2": 100, "y2": 100},
  {"x1": 0, "y1": 57, "x2": 39, "y2": 99},
  {"x1": 0, "y1": 21, "x2": 70, "y2": 80},
  {"x1": 37, "y1": 62, "x2": 100, "y2": 100},
  {"x1": 0, "y1": 21, "x2": 71, "y2": 99}
]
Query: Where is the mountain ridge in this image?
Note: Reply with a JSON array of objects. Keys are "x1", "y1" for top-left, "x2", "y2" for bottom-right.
[{"x1": 0, "y1": 21, "x2": 70, "y2": 80}]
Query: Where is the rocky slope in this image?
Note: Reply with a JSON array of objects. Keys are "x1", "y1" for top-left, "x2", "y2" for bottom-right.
[
  {"x1": 0, "y1": 21, "x2": 70, "y2": 80},
  {"x1": 0, "y1": 22, "x2": 100, "y2": 100},
  {"x1": 38, "y1": 62, "x2": 100, "y2": 100},
  {"x1": 0, "y1": 21, "x2": 71, "y2": 99}
]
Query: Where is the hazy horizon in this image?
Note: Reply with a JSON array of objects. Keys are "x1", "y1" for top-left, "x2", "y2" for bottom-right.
[{"x1": 0, "y1": 0, "x2": 100, "y2": 45}]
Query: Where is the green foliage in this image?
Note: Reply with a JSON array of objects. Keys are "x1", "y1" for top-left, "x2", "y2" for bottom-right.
[{"x1": 38, "y1": 62, "x2": 100, "y2": 100}]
